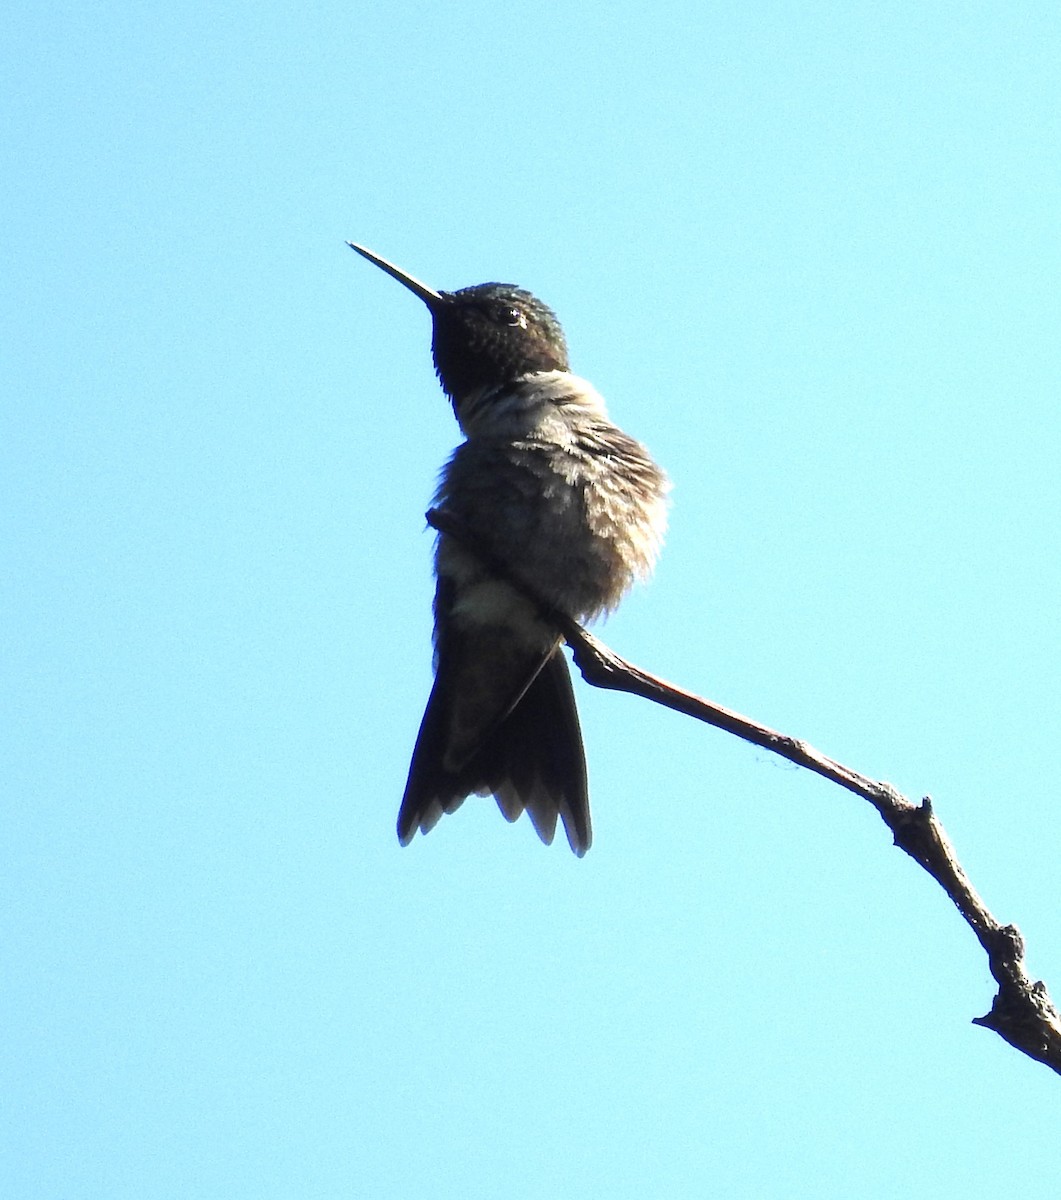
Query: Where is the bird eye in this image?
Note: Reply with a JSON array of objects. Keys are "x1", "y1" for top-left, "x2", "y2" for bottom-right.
[{"x1": 501, "y1": 306, "x2": 525, "y2": 327}]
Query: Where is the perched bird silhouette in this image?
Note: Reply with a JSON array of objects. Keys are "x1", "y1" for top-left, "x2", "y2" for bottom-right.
[{"x1": 349, "y1": 243, "x2": 668, "y2": 855}]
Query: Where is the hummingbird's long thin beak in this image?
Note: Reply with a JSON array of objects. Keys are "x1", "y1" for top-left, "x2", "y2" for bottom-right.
[{"x1": 346, "y1": 242, "x2": 445, "y2": 309}]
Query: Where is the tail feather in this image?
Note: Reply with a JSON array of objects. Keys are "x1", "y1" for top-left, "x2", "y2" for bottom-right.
[{"x1": 397, "y1": 649, "x2": 591, "y2": 856}]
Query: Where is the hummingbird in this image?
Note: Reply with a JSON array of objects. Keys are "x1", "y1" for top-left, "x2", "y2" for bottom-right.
[{"x1": 348, "y1": 242, "x2": 668, "y2": 855}]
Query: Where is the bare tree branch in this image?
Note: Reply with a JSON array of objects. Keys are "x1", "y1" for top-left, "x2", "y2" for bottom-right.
[{"x1": 426, "y1": 505, "x2": 1061, "y2": 1076}]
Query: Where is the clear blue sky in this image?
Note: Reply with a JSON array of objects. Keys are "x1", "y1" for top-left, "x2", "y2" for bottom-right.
[{"x1": 4, "y1": 2, "x2": 1061, "y2": 1196}]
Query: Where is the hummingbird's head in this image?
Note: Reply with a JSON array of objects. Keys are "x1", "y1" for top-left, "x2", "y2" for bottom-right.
[
  {"x1": 430, "y1": 283, "x2": 569, "y2": 401},
  {"x1": 348, "y1": 243, "x2": 570, "y2": 403}
]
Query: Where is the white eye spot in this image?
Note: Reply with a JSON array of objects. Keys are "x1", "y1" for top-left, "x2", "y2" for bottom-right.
[{"x1": 502, "y1": 306, "x2": 527, "y2": 328}]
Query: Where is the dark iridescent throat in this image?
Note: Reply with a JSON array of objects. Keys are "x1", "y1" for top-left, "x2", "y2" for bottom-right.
[{"x1": 430, "y1": 283, "x2": 570, "y2": 402}]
